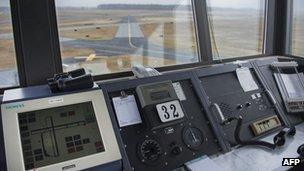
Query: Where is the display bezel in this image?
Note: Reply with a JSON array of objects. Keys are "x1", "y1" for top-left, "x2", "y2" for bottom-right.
[{"x1": 1, "y1": 90, "x2": 121, "y2": 171}]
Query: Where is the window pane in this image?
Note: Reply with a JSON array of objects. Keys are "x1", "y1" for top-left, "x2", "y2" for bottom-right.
[
  {"x1": 55, "y1": 0, "x2": 199, "y2": 76},
  {"x1": 207, "y1": 0, "x2": 265, "y2": 60},
  {"x1": 0, "y1": 0, "x2": 19, "y2": 88},
  {"x1": 291, "y1": 0, "x2": 304, "y2": 57}
]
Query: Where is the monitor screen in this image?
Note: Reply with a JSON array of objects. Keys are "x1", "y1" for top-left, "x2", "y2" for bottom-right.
[
  {"x1": 18, "y1": 102, "x2": 105, "y2": 170},
  {"x1": 150, "y1": 90, "x2": 171, "y2": 101}
]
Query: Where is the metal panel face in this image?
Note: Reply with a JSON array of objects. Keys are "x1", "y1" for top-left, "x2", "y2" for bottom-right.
[
  {"x1": 253, "y1": 59, "x2": 304, "y2": 125},
  {"x1": 196, "y1": 63, "x2": 286, "y2": 146},
  {"x1": 100, "y1": 72, "x2": 224, "y2": 171},
  {"x1": 1, "y1": 90, "x2": 121, "y2": 171}
]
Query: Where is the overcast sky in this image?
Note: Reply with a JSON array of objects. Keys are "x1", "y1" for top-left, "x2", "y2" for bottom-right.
[{"x1": 294, "y1": 0, "x2": 304, "y2": 14}]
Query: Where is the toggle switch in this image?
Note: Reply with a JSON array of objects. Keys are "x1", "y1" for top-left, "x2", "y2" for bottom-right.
[
  {"x1": 245, "y1": 102, "x2": 252, "y2": 107},
  {"x1": 237, "y1": 104, "x2": 244, "y2": 110},
  {"x1": 171, "y1": 146, "x2": 182, "y2": 156}
]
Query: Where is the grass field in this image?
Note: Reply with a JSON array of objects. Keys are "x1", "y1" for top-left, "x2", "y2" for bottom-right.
[
  {"x1": 56, "y1": 9, "x2": 196, "y2": 73},
  {"x1": 139, "y1": 21, "x2": 197, "y2": 53},
  {"x1": 0, "y1": 40, "x2": 16, "y2": 69},
  {"x1": 59, "y1": 26, "x2": 118, "y2": 41},
  {"x1": 0, "y1": 13, "x2": 13, "y2": 34},
  {"x1": 209, "y1": 9, "x2": 264, "y2": 59},
  {"x1": 292, "y1": 17, "x2": 304, "y2": 57},
  {"x1": 0, "y1": 11, "x2": 16, "y2": 71},
  {"x1": 68, "y1": 54, "x2": 178, "y2": 75}
]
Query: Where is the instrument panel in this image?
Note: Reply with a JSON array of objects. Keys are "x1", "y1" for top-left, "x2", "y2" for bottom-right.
[
  {"x1": 252, "y1": 58, "x2": 304, "y2": 126},
  {"x1": 1, "y1": 57, "x2": 301, "y2": 171},
  {"x1": 99, "y1": 59, "x2": 296, "y2": 170},
  {"x1": 101, "y1": 73, "x2": 226, "y2": 171}
]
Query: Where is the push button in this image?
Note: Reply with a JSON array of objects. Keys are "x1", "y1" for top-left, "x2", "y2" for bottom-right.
[
  {"x1": 171, "y1": 146, "x2": 182, "y2": 156},
  {"x1": 245, "y1": 102, "x2": 252, "y2": 107},
  {"x1": 237, "y1": 104, "x2": 244, "y2": 110}
]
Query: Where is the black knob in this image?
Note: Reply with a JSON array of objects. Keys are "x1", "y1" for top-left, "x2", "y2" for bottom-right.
[
  {"x1": 237, "y1": 104, "x2": 244, "y2": 110},
  {"x1": 298, "y1": 144, "x2": 304, "y2": 157},
  {"x1": 171, "y1": 146, "x2": 182, "y2": 156},
  {"x1": 273, "y1": 133, "x2": 286, "y2": 147},
  {"x1": 245, "y1": 102, "x2": 252, "y2": 107},
  {"x1": 287, "y1": 127, "x2": 296, "y2": 136}
]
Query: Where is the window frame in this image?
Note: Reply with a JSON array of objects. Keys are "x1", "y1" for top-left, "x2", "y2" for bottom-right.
[
  {"x1": 1, "y1": 0, "x2": 62, "y2": 94},
  {"x1": 284, "y1": 0, "x2": 293, "y2": 55},
  {"x1": 0, "y1": 0, "x2": 27, "y2": 93},
  {"x1": 285, "y1": 0, "x2": 304, "y2": 59},
  {"x1": 2, "y1": 0, "x2": 295, "y2": 93}
]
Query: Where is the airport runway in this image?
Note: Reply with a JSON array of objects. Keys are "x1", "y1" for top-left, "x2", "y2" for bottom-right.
[
  {"x1": 115, "y1": 16, "x2": 144, "y2": 38},
  {"x1": 0, "y1": 16, "x2": 195, "y2": 87},
  {"x1": 0, "y1": 16, "x2": 197, "y2": 72},
  {"x1": 61, "y1": 16, "x2": 197, "y2": 65}
]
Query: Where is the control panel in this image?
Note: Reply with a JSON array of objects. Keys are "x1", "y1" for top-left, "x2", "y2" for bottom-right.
[
  {"x1": 102, "y1": 76, "x2": 224, "y2": 171},
  {"x1": 197, "y1": 66, "x2": 284, "y2": 145},
  {"x1": 252, "y1": 58, "x2": 304, "y2": 126},
  {"x1": 1, "y1": 57, "x2": 303, "y2": 171}
]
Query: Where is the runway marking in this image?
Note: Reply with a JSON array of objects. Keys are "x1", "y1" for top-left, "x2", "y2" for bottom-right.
[
  {"x1": 128, "y1": 17, "x2": 139, "y2": 49},
  {"x1": 71, "y1": 41, "x2": 193, "y2": 59},
  {"x1": 85, "y1": 54, "x2": 96, "y2": 62}
]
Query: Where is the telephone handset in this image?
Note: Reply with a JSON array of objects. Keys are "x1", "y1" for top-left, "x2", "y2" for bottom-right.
[
  {"x1": 212, "y1": 103, "x2": 296, "y2": 150},
  {"x1": 132, "y1": 65, "x2": 161, "y2": 78}
]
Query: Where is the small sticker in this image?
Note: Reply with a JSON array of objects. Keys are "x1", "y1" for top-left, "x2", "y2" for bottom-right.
[
  {"x1": 5, "y1": 103, "x2": 25, "y2": 110},
  {"x1": 112, "y1": 95, "x2": 142, "y2": 127},
  {"x1": 236, "y1": 67, "x2": 259, "y2": 92},
  {"x1": 173, "y1": 82, "x2": 186, "y2": 101},
  {"x1": 48, "y1": 98, "x2": 64, "y2": 104}
]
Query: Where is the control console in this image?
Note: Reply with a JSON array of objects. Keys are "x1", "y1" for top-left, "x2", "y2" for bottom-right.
[
  {"x1": 196, "y1": 64, "x2": 285, "y2": 145},
  {"x1": 101, "y1": 73, "x2": 225, "y2": 171}
]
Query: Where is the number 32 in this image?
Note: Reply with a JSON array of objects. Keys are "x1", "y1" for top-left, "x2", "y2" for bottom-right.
[{"x1": 161, "y1": 104, "x2": 179, "y2": 119}]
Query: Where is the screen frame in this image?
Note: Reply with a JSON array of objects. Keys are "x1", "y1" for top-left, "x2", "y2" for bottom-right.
[{"x1": 1, "y1": 90, "x2": 121, "y2": 171}]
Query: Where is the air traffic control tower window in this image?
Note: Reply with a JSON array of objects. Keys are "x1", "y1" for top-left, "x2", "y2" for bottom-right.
[
  {"x1": 291, "y1": 0, "x2": 304, "y2": 57},
  {"x1": 207, "y1": 0, "x2": 265, "y2": 60},
  {"x1": 0, "y1": 0, "x2": 19, "y2": 88},
  {"x1": 55, "y1": 0, "x2": 199, "y2": 76}
]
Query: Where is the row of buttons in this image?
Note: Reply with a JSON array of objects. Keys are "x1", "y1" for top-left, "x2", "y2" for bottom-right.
[{"x1": 237, "y1": 102, "x2": 252, "y2": 110}]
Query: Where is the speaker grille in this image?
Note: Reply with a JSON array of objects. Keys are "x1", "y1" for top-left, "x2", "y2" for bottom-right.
[{"x1": 219, "y1": 102, "x2": 234, "y2": 118}]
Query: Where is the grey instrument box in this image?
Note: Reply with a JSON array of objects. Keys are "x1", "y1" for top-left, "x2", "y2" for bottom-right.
[
  {"x1": 272, "y1": 61, "x2": 304, "y2": 113},
  {"x1": 136, "y1": 81, "x2": 179, "y2": 108}
]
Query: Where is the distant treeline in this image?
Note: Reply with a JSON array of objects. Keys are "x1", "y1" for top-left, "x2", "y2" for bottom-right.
[
  {"x1": 97, "y1": 4, "x2": 191, "y2": 11},
  {"x1": 0, "y1": 7, "x2": 10, "y2": 13}
]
